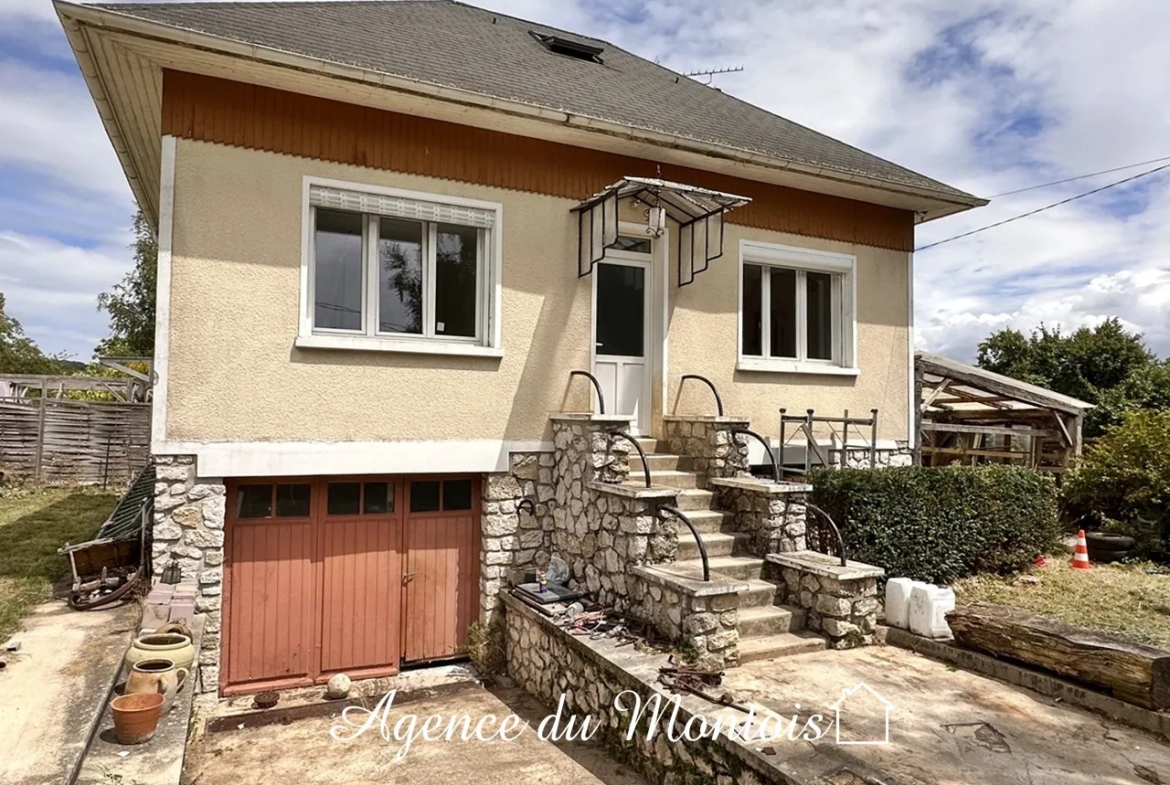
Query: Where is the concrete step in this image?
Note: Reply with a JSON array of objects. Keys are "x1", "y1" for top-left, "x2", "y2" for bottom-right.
[
  {"x1": 736, "y1": 632, "x2": 827, "y2": 664},
  {"x1": 676, "y1": 532, "x2": 747, "y2": 561},
  {"x1": 632, "y1": 453, "x2": 682, "y2": 472},
  {"x1": 736, "y1": 605, "x2": 806, "y2": 638},
  {"x1": 681, "y1": 509, "x2": 736, "y2": 534},
  {"x1": 705, "y1": 555, "x2": 767, "y2": 581},
  {"x1": 673, "y1": 488, "x2": 716, "y2": 512},
  {"x1": 635, "y1": 437, "x2": 665, "y2": 454},
  {"x1": 648, "y1": 470, "x2": 699, "y2": 490},
  {"x1": 737, "y1": 579, "x2": 783, "y2": 608}
]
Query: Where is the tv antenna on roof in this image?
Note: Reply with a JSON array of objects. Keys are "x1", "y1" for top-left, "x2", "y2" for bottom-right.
[{"x1": 682, "y1": 65, "x2": 744, "y2": 85}]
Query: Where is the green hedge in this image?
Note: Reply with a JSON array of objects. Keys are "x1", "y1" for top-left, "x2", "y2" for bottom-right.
[{"x1": 811, "y1": 465, "x2": 1061, "y2": 584}]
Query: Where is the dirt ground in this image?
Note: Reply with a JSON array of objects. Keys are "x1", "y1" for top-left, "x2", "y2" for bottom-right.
[{"x1": 183, "y1": 682, "x2": 649, "y2": 785}]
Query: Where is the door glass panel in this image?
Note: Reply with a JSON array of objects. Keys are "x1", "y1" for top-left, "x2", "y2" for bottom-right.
[
  {"x1": 434, "y1": 224, "x2": 479, "y2": 338},
  {"x1": 377, "y1": 218, "x2": 424, "y2": 335},
  {"x1": 363, "y1": 481, "x2": 395, "y2": 514},
  {"x1": 742, "y1": 263, "x2": 763, "y2": 356},
  {"x1": 275, "y1": 484, "x2": 311, "y2": 517},
  {"x1": 313, "y1": 209, "x2": 364, "y2": 331},
  {"x1": 595, "y1": 263, "x2": 645, "y2": 357},
  {"x1": 236, "y1": 484, "x2": 273, "y2": 519},
  {"x1": 327, "y1": 482, "x2": 361, "y2": 515},
  {"x1": 769, "y1": 268, "x2": 798, "y2": 358},
  {"x1": 410, "y1": 480, "x2": 441, "y2": 512},
  {"x1": 806, "y1": 271, "x2": 834, "y2": 361},
  {"x1": 610, "y1": 235, "x2": 651, "y2": 253},
  {"x1": 442, "y1": 479, "x2": 472, "y2": 511}
]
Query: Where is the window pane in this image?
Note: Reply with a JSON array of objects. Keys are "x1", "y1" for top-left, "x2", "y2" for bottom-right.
[
  {"x1": 410, "y1": 481, "x2": 441, "y2": 512},
  {"x1": 769, "y1": 268, "x2": 798, "y2": 358},
  {"x1": 275, "y1": 484, "x2": 311, "y2": 517},
  {"x1": 314, "y1": 209, "x2": 364, "y2": 331},
  {"x1": 806, "y1": 272, "x2": 834, "y2": 361},
  {"x1": 377, "y1": 218, "x2": 423, "y2": 335},
  {"x1": 610, "y1": 235, "x2": 651, "y2": 253},
  {"x1": 442, "y1": 479, "x2": 472, "y2": 511},
  {"x1": 327, "y1": 482, "x2": 361, "y2": 515},
  {"x1": 236, "y1": 484, "x2": 272, "y2": 519},
  {"x1": 364, "y1": 482, "x2": 395, "y2": 514},
  {"x1": 741, "y1": 264, "x2": 763, "y2": 356},
  {"x1": 595, "y1": 263, "x2": 645, "y2": 357},
  {"x1": 434, "y1": 224, "x2": 480, "y2": 338}
]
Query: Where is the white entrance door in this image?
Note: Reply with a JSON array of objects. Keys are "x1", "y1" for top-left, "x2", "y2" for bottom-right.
[{"x1": 593, "y1": 251, "x2": 651, "y2": 434}]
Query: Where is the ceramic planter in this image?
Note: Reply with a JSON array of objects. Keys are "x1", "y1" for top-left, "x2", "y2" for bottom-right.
[
  {"x1": 125, "y1": 658, "x2": 188, "y2": 714},
  {"x1": 110, "y1": 693, "x2": 164, "y2": 745},
  {"x1": 124, "y1": 632, "x2": 194, "y2": 675}
]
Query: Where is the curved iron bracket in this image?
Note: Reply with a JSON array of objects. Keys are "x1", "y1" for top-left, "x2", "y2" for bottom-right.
[
  {"x1": 731, "y1": 428, "x2": 780, "y2": 484},
  {"x1": 679, "y1": 374, "x2": 724, "y2": 417},
  {"x1": 516, "y1": 498, "x2": 536, "y2": 516},
  {"x1": 607, "y1": 430, "x2": 650, "y2": 487},
  {"x1": 806, "y1": 502, "x2": 848, "y2": 567},
  {"x1": 658, "y1": 505, "x2": 710, "y2": 581},
  {"x1": 569, "y1": 370, "x2": 606, "y2": 415}
]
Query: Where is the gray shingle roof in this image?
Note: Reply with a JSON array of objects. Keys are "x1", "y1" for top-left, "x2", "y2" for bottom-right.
[{"x1": 95, "y1": 0, "x2": 977, "y2": 202}]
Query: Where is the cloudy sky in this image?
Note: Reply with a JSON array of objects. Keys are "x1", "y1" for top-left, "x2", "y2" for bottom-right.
[{"x1": 2, "y1": 0, "x2": 1168, "y2": 362}]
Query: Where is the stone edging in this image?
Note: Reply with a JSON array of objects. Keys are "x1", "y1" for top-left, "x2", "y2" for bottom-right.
[{"x1": 709, "y1": 477, "x2": 814, "y2": 494}]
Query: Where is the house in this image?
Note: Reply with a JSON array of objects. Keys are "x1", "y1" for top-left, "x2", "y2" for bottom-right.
[{"x1": 56, "y1": 0, "x2": 985, "y2": 697}]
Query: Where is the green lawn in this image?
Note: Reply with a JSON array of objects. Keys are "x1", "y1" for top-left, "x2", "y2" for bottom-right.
[
  {"x1": 0, "y1": 489, "x2": 119, "y2": 641},
  {"x1": 955, "y1": 559, "x2": 1170, "y2": 649}
]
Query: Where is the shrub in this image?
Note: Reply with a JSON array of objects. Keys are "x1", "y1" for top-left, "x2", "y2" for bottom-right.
[
  {"x1": 811, "y1": 465, "x2": 1061, "y2": 584},
  {"x1": 1063, "y1": 409, "x2": 1170, "y2": 554}
]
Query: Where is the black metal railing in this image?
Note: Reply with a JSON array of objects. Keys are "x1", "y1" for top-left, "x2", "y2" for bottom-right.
[
  {"x1": 569, "y1": 370, "x2": 606, "y2": 415},
  {"x1": 607, "y1": 430, "x2": 650, "y2": 487},
  {"x1": 658, "y1": 505, "x2": 710, "y2": 581},
  {"x1": 516, "y1": 498, "x2": 537, "y2": 516},
  {"x1": 679, "y1": 374, "x2": 724, "y2": 416},
  {"x1": 805, "y1": 502, "x2": 847, "y2": 567},
  {"x1": 731, "y1": 428, "x2": 780, "y2": 484}
]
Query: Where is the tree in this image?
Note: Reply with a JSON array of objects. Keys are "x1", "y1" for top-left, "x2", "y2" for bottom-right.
[
  {"x1": 0, "y1": 293, "x2": 60, "y2": 374},
  {"x1": 1092, "y1": 360, "x2": 1170, "y2": 433},
  {"x1": 96, "y1": 210, "x2": 157, "y2": 357}
]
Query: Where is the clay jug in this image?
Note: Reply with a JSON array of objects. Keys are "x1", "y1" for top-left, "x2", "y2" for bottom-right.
[
  {"x1": 124, "y1": 632, "x2": 194, "y2": 675},
  {"x1": 126, "y1": 658, "x2": 188, "y2": 714}
]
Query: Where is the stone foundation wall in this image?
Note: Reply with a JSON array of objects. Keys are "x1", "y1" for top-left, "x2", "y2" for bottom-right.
[
  {"x1": 629, "y1": 571, "x2": 741, "y2": 669},
  {"x1": 768, "y1": 558, "x2": 881, "y2": 650},
  {"x1": 710, "y1": 479, "x2": 810, "y2": 556},
  {"x1": 829, "y1": 443, "x2": 913, "y2": 469},
  {"x1": 152, "y1": 454, "x2": 225, "y2": 693},
  {"x1": 661, "y1": 416, "x2": 750, "y2": 485}
]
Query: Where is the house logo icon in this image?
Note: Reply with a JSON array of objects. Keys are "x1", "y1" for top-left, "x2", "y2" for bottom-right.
[{"x1": 828, "y1": 682, "x2": 893, "y2": 746}]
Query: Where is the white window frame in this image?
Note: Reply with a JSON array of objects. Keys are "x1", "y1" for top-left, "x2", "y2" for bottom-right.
[
  {"x1": 296, "y1": 176, "x2": 504, "y2": 358},
  {"x1": 737, "y1": 240, "x2": 858, "y2": 376}
]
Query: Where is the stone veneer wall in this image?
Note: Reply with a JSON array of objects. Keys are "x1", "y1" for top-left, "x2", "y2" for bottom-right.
[
  {"x1": 829, "y1": 442, "x2": 914, "y2": 469},
  {"x1": 504, "y1": 593, "x2": 783, "y2": 785},
  {"x1": 768, "y1": 558, "x2": 881, "y2": 650},
  {"x1": 152, "y1": 454, "x2": 225, "y2": 693},
  {"x1": 629, "y1": 570, "x2": 741, "y2": 668},
  {"x1": 710, "y1": 479, "x2": 809, "y2": 556},
  {"x1": 661, "y1": 416, "x2": 750, "y2": 486}
]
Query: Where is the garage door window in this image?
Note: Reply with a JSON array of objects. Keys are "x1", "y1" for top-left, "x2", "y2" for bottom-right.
[{"x1": 237, "y1": 483, "x2": 312, "y2": 518}]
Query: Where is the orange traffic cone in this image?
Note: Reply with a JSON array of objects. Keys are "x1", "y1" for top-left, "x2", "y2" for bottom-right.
[{"x1": 1071, "y1": 530, "x2": 1092, "y2": 569}]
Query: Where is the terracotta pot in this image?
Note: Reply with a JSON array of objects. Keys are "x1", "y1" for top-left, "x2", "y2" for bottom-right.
[
  {"x1": 111, "y1": 692, "x2": 164, "y2": 745},
  {"x1": 124, "y1": 632, "x2": 194, "y2": 675},
  {"x1": 126, "y1": 658, "x2": 188, "y2": 714}
]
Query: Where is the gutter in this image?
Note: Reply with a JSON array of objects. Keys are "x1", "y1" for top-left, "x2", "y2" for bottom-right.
[{"x1": 54, "y1": 1, "x2": 987, "y2": 218}]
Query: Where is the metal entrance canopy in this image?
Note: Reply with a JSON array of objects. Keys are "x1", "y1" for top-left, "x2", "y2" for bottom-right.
[{"x1": 571, "y1": 177, "x2": 751, "y2": 286}]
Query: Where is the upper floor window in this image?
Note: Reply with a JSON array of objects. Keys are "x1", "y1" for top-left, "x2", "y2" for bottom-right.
[
  {"x1": 298, "y1": 179, "x2": 503, "y2": 357},
  {"x1": 738, "y1": 241, "x2": 857, "y2": 375}
]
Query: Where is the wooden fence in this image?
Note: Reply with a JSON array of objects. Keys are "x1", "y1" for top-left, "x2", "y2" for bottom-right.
[{"x1": 0, "y1": 397, "x2": 151, "y2": 486}]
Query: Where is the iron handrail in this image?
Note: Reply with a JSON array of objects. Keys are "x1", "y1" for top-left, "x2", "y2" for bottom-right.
[
  {"x1": 658, "y1": 505, "x2": 710, "y2": 581},
  {"x1": 569, "y1": 370, "x2": 606, "y2": 415},
  {"x1": 806, "y1": 502, "x2": 847, "y2": 567},
  {"x1": 679, "y1": 374, "x2": 724, "y2": 417},
  {"x1": 607, "y1": 430, "x2": 650, "y2": 487},
  {"x1": 731, "y1": 428, "x2": 780, "y2": 484},
  {"x1": 516, "y1": 498, "x2": 536, "y2": 516}
]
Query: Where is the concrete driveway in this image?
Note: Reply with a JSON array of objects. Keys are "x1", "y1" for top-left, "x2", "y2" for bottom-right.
[{"x1": 183, "y1": 682, "x2": 647, "y2": 785}]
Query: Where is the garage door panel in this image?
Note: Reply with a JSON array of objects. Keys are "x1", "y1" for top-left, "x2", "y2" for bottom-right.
[
  {"x1": 403, "y1": 513, "x2": 479, "y2": 662},
  {"x1": 320, "y1": 518, "x2": 402, "y2": 673}
]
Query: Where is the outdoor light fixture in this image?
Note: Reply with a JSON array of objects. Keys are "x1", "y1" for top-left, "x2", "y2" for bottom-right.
[
  {"x1": 646, "y1": 206, "x2": 667, "y2": 238},
  {"x1": 160, "y1": 560, "x2": 182, "y2": 585}
]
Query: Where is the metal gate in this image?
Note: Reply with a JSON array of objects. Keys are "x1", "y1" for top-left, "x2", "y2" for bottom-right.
[{"x1": 222, "y1": 475, "x2": 480, "y2": 694}]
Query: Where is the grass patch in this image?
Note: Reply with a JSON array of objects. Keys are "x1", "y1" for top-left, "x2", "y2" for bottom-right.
[
  {"x1": 954, "y1": 559, "x2": 1170, "y2": 649},
  {"x1": 0, "y1": 488, "x2": 119, "y2": 641}
]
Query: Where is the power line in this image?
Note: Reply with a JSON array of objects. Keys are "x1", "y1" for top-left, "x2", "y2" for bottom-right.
[{"x1": 989, "y1": 154, "x2": 1170, "y2": 198}]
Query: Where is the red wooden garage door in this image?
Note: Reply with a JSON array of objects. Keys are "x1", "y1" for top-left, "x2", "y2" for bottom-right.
[{"x1": 222, "y1": 476, "x2": 479, "y2": 694}]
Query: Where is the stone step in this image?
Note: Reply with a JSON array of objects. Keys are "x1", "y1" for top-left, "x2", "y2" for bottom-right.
[
  {"x1": 704, "y1": 555, "x2": 767, "y2": 581},
  {"x1": 673, "y1": 488, "x2": 716, "y2": 512},
  {"x1": 631, "y1": 453, "x2": 682, "y2": 472},
  {"x1": 678, "y1": 509, "x2": 735, "y2": 534},
  {"x1": 635, "y1": 437, "x2": 665, "y2": 454},
  {"x1": 737, "y1": 578, "x2": 783, "y2": 608},
  {"x1": 676, "y1": 532, "x2": 747, "y2": 561},
  {"x1": 648, "y1": 470, "x2": 699, "y2": 490},
  {"x1": 736, "y1": 604, "x2": 806, "y2": 638},
  {"x1": 736, "y1": 632, "x2": 827, "y2": 664}
]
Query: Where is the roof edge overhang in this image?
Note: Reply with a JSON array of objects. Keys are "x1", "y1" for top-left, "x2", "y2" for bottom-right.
[{"x1": 54, "y1": 1, "x2": 988, "y2": 231}]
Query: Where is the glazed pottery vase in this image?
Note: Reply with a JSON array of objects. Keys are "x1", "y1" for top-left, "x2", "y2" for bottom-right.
[
  {"x1": 111, "y1": 692, "x2": 165, "y2": 745},
  {"x1": 124, "y1": 632, "x2": 194, "y2": 675},
  {"x1": 126, "y1": 658, "x2": 188, "y2": 714}
]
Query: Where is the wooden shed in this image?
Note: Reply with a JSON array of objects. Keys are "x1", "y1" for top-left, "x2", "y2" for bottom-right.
[{"x1": 914, "y1": 352, "x2": 1093, "y2": 473}]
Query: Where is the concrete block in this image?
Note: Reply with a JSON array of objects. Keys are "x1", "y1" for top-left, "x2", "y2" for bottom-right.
[{"x1": 169, "y1": 600, "x2": 196, "y2": 624}]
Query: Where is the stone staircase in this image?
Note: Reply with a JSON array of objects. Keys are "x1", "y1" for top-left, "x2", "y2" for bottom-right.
[{"x1": 633, "y1": 437, "x2": 827, "y2": 663}]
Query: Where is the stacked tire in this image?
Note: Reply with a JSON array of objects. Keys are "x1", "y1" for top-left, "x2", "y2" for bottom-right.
[{"x1": 1085, "y1": 532, "x2": 1135, "y2": 563}]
